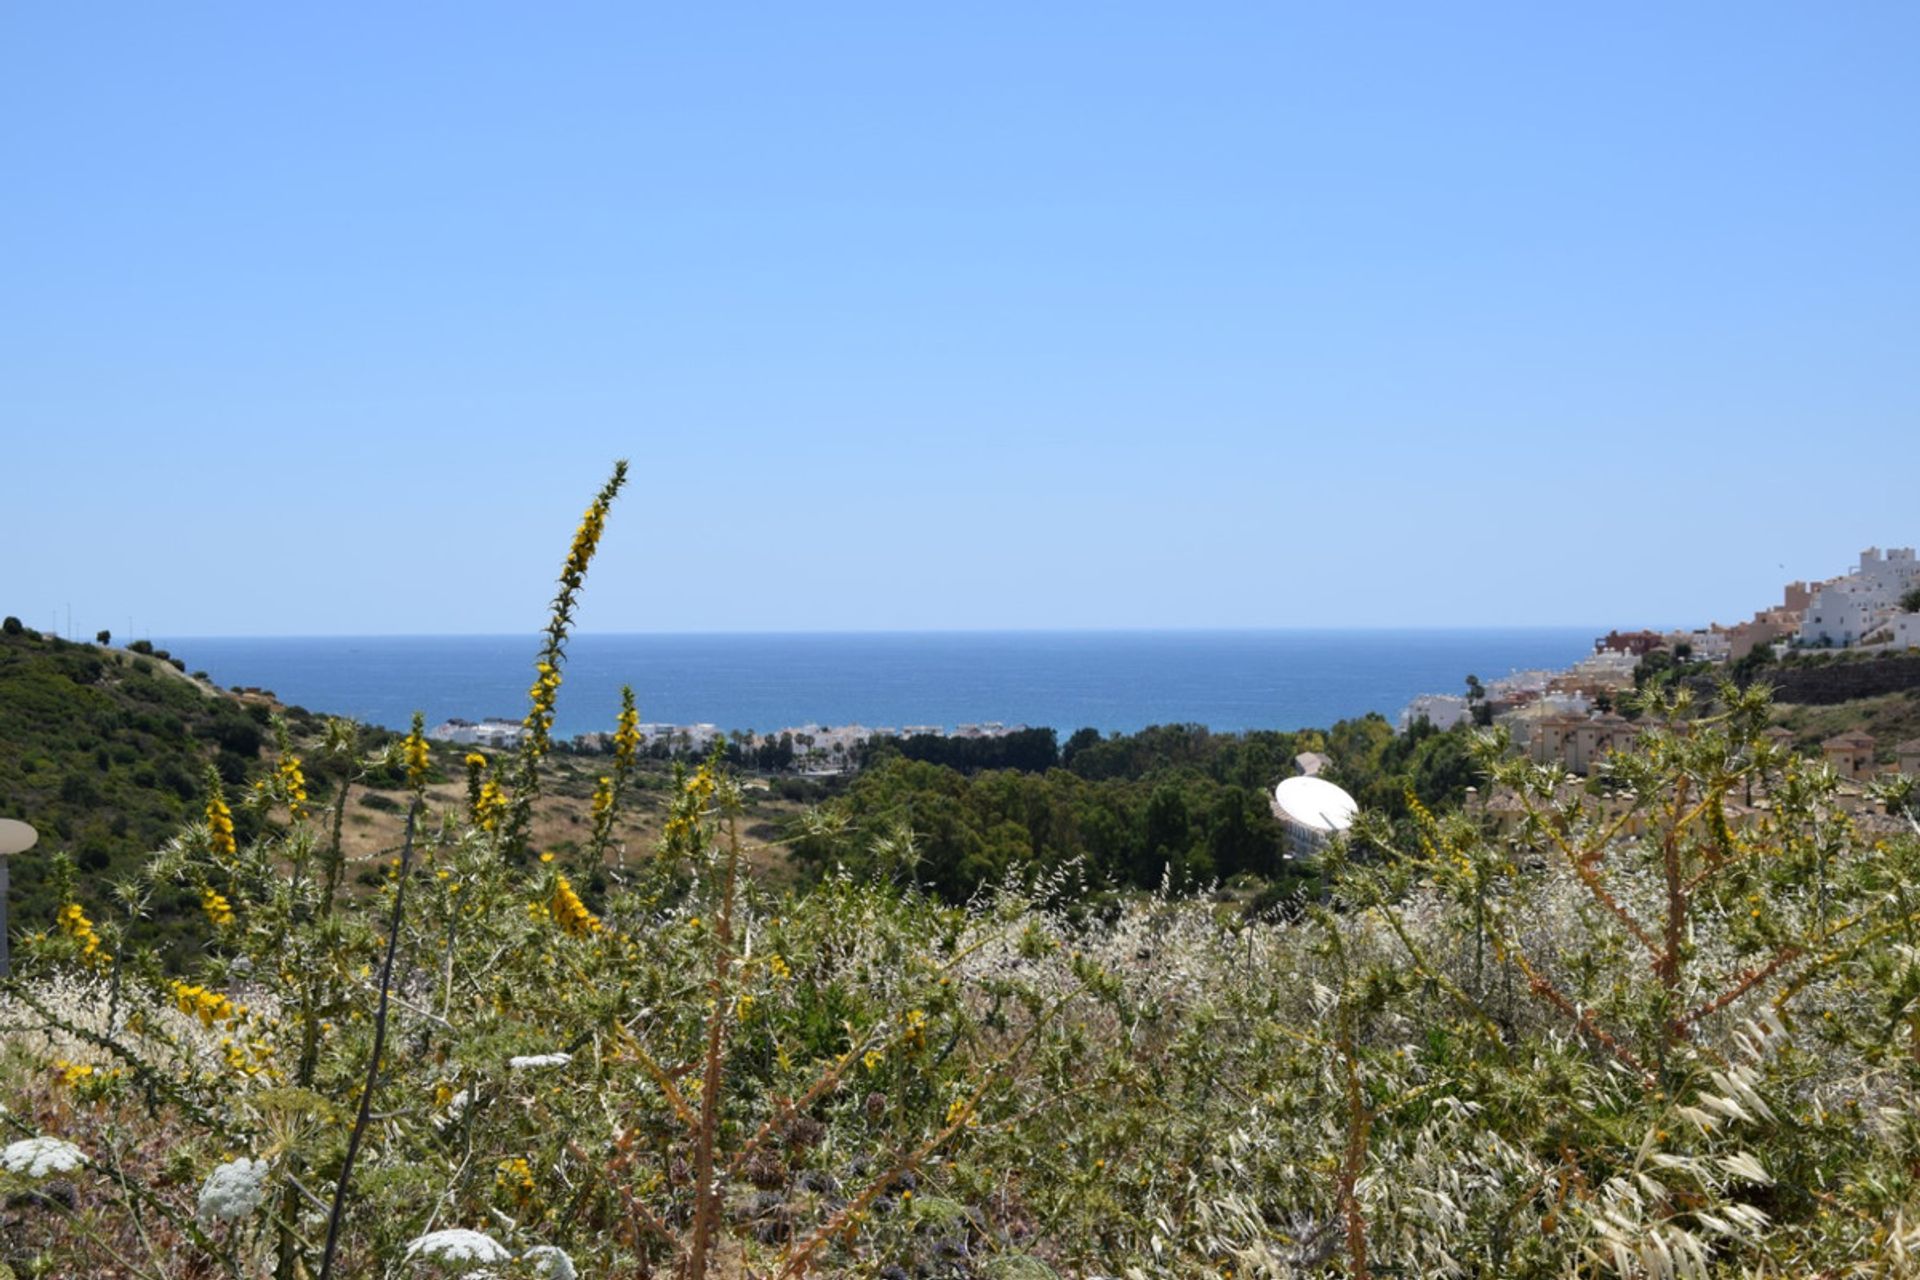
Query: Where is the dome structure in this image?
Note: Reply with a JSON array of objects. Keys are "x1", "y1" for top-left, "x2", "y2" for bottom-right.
[{"x1": 1272, "y1": 775, "x2": 1358, "y2": 859}]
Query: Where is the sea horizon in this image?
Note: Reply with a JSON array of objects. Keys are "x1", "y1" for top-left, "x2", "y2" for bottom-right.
[{"x1": 147, "y1": 627, "x2": 1609, "y2": 741}]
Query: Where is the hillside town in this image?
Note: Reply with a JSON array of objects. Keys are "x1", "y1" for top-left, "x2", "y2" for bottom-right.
[{"x1": 1399, "y1": 544, "x2": 1920, "y2": 791}]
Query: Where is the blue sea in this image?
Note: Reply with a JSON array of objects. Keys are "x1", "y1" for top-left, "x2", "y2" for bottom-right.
[{"x1": 152, "y1": 630, "x2": 1599, "y2": 740}]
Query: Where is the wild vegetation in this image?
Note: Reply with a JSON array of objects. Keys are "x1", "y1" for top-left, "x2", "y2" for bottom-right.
[{"x1": 4, "y1": 467, "x2": 1920, "y2": 1278}]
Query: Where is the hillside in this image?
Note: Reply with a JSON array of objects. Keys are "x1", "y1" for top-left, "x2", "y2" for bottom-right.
[
  {"x1": 0, "y1": 626, "x2": 823, "y2": 957},
  {"x1": 0, "y1": 626, "x2": 276, "y2": 950},
  {"x1": 1742, "y1": 649, "x2": 1920, "y2": 758}
]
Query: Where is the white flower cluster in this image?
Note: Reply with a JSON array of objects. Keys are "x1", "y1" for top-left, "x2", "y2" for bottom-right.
[
  {"x1": 401, "y1": 1230, "x2": 574, "y2": 1277},
  {"x1": 507, "y1": 1052, "x2": 571, "y2": 1071},
  {"x1": 197, "y1": 1155, "x2": 269, "y2": 1224},
  {"x1": 0, "y1": 1136, "x2": 87, "y2": 1178},
  {"x1": 404, "y1": 1228, "x2": 512, "y2": 1267},
  {"x1": 522, "y1": 1244, "x2": 577, "y2": 1279}
]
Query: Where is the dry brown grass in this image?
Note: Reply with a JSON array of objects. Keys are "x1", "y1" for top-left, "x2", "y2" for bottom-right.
[{"x1": 329, "y1": 753, "x2": 811, "y2": 886}]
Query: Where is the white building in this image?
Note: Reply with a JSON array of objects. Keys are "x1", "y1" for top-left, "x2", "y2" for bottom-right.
[
  {"x1": 638, "y1": 723, "x2": 723, "y2": 752},
  {"x1": 1398, "y1": 693, "x2": 1472, "y2": 733},
  {"x1": 1665, "y1": 630, "x2": 1731, "y2": 662},
  {"x1": 1271, "y1": 776, "x2": 1359, "y2": 860},
  {"x1": 427, "y1": 718, "x2": 526, "y2": 749},
  {"x1": 1797, "y1": 547, "x2": 1920, "y2": 648},
  {"x1": 1564, "y1": 650, "x2": 1640, "y2": 688},
  {"x1": 1485, "y1": 669, "x2": 1557, "y2": 701}
]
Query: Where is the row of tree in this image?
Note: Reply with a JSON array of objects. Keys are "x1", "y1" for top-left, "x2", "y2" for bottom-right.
[{"x1": 791, "y1": 716, "x2": 1485, "y2": 904}]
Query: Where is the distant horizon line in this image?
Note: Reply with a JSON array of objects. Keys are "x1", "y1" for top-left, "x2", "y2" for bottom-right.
[{"x1": 140, "y1": 623, "x2": 1633, "y2": 642}]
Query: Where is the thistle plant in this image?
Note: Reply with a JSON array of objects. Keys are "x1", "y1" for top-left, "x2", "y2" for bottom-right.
[{"x1": 500, "y1": 460, "x2": 630, "y2": 856}]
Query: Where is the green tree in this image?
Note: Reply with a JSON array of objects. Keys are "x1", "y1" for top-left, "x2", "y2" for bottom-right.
[
  {"x1": 1142, "y1": 784, "x2": 1191, "y2": 881},
  {"x1": 1062, "y1": 726, "x2": 1103, "y2": 766}
]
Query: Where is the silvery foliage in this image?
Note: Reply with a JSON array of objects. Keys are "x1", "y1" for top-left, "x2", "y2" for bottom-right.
[
  {"x1": 0, "y1": 1136, "x2": 87, "y2": 1178},
  {"x1": 906, "y1": 812, "x2": 1832, "y2": 1279},
  {"x1": 197, "y1": 1155, "x2": 270, "y2": 1225}
]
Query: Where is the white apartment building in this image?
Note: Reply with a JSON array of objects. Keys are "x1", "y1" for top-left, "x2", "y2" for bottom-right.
[
  {"x1": 1399, "y1": 693, "x2": 1472, "y2": 732},
  {"x1": 1798, "y1": 547, "x2": 1920, "y2": 648},
  {"x1": 427, "y1": 718, "x2": 526, "y2": 749}
]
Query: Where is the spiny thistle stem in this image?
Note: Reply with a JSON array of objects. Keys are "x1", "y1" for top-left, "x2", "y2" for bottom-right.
[
  {"x1": 588, "y1": 684, "x2": 641, "y2": 863},
  {"x1": 502, "y1": 460, "x2": 629, "y2": 856},
  {"x1": 319, "y1": 785, "x2": 421, "y2": 1280}
]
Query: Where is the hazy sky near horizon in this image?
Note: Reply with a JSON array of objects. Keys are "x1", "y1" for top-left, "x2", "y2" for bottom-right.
[{"x1": 3, "y1": 4, "x2": 1915, "y2": 638}]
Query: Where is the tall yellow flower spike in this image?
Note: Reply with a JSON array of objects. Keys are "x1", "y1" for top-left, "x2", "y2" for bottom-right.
[
  {"x1": 278, "y1": 755, "x2": 309, "y2": 821},
  {"x1": 475, "y1": 778, "x2": 508, "y2": 831},
  {"x1": 205, "y1": 784, "x2": 237, "y2": 859},
  {"x1": 614, "y1": 688, "x2": 640, "y2": 772},
  {"x1": 404, "y1": 712, "x2": 430, "y2": 790}
]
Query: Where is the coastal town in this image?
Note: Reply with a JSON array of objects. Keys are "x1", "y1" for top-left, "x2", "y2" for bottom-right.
[
  {"x1": 1397, "y1": 544, "x2": 1920, "y2": 788},
  {"x1": 422, "y1": 545, "x2": 1920, "y2": 789},
  {"x1": 428, "y1": 713, "x2": 1037, "y2": 774}
]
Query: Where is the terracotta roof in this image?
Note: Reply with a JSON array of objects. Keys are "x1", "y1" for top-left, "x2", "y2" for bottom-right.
[{"x1": 1822, "y1": 731, "x2": 1877, "y2": 748}]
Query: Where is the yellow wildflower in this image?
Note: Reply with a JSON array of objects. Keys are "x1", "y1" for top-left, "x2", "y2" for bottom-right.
[
  {"x1": 475, "y1": 778, "x2": 508, "y2": 831},
  {"x1": 549, "y1": 874, "x2": 601, "y2": 937},
  {"x1": 496, "y1": 1156, "x2": 535, "y2": 1199},
  {"x1": 56, "y1": 902, "x2": 107, "y2": 964},
  {"x1": 404, "y1": 713, "x2": 431, "y2": 789},
  {"x1": 614, "y1": 692, "x2": 640, "y2": 772},
  {"x1": 205, "y1": 788, "x2": 237, "y2": 859},
  {"x1": 523, "y1": 661, "x2": 564, "y2": 755},
  {"x1": 171, "y1": 981, "x2": 239, "y2": 1028},
  {"x1": 278, "y1": 755, "x2": 309, "y2": 820},
  {"x1": 52, "y1": 1060, "x2": 94, "y2": 1088},
  {"x1": 201, "y1": 887, "x2": 235, "y2": 927}
]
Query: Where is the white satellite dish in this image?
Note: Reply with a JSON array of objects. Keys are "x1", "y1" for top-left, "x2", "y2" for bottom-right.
[{"x1": 0, "y1": 819, "x2": 39, "y2": 856}]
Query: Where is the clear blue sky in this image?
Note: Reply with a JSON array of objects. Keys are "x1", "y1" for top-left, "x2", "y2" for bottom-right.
[{"x1": 3, "y1": 4, "x2": 1914, "y2": 637}]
